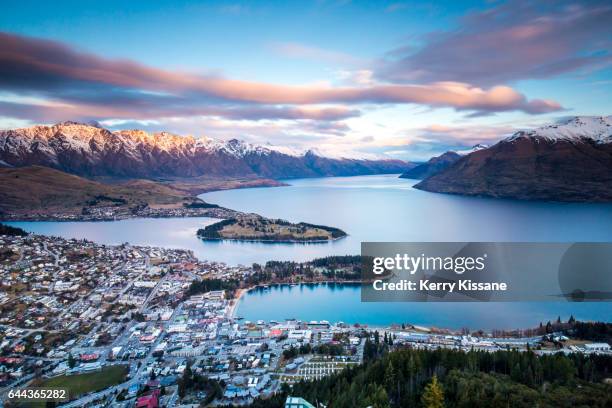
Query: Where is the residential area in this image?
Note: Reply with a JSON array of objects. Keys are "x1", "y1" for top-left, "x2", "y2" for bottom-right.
[{"x1": 0, "y1": 233, "x2": 610, "y2": 407}]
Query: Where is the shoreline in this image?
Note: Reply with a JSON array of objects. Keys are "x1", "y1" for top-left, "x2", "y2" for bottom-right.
[
  {"x1": 228, "y1": 282, "x2": 436, "y2": 333},
  {"x1": 226, "y1": 281, "x2": 600, "y2": 334},
  {"x1": 228, "y1": 280, "x2": 363, "y2": 320},
  {"x1": 227, "y1": 287, "x2": 247, "y2": 318},
  {"x1": 0, "y1": 176, "x2": 288, "y2": 223},
  {"x1": 1, "y1": 213, "x2": 223, "y2": 223},
  {"x1": 198, "y1": 235, "x2": 347, "y2": 244}
]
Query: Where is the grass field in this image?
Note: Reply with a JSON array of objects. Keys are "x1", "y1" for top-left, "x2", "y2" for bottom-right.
[{"x1": 27, "y1": 364, "x2": 128, "y2": 406}]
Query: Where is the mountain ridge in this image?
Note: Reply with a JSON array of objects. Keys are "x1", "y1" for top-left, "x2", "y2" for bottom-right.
[
  {"x1": 0, "y1": 122, "x2": 413, "y2": 179},
  {"x1": 399, "y1": 144, "x2": 488, "y2": 180},
  {"x1": 414, "y1": 116, "x2": 612, "y2": 202}
]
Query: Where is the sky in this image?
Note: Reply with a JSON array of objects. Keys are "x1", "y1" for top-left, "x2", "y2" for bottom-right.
[{"x1": 0, "y1": 0, "x2": 611, "y2": 161}]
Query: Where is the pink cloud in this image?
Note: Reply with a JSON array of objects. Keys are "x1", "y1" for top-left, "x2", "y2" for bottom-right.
[
  {"x1": 417, "y1": 123, "x2": 516, "y2": 145},
  {"x1": 0, "y1": 31, "x2": 563, "y2": 122}
]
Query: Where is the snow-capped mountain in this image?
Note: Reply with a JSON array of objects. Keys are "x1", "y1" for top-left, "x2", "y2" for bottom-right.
[
  {"x1": 0, "y1": 122, "x2": 412, "y2": 179},
  {"x1": 414, "y1": 116, "x2": 612, "y2": 202},
  {"x1": 507, "y1": 116, "x2": 612, "y2": 144},
  {"x1": 265, "y1": 144, "x2": 386, "y2": 161},
  {"x1": 455, "y1": 143, "x2": 489, "y2": 155}
]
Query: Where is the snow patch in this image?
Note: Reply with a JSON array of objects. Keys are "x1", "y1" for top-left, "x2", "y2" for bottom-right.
[
  {"x1": 507, "y1": 116, "x2": 612, "y2": 144},
  {"x1": 0, "y1": 122, "x2": 397, "y2": 165},
  {"x1": 454, "y1": 144, "x2": 489, "y2": 156}
]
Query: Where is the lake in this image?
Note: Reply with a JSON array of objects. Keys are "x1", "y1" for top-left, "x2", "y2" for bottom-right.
[
  {"x1": 7, "y1": 174, "x2": 612, "y2": 328},
  {"x1": 235, "y1": 283, "x2": 611, "y2": 330},
  {"x1": 9, "y1": 174, "x2": 612, "y2": 265}
]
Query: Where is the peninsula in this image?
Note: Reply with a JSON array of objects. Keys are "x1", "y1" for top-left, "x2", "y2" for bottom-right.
[{"x1": 197, "y1": 215, "x2": 347, "y2": 243}]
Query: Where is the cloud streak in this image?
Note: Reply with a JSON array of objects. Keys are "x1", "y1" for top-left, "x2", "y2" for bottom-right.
[
  {"x1": 0, "y1": 98, "x2": 361, "y2": 123},
  {"x1": 416, "y1": 124, "x2": 516, "y2": 146},
  {"x1": 380, "y1": 0, "x2": 612, "y2": 85},
  {"x1": 0, "y1": 31, "x2": 563, "y2": 122}
]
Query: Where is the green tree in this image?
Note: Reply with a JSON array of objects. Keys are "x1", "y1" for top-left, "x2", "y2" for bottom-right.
[
  {"x1": 545, "y1": 321, "x2": 553, "y2": 333},
  {"x1": 421, "y1": 375, "x2": 444, "y2": 408},
  {"x1": 384, "y1": 361, "x2": 396, "y2": 400},
  {"x1": 67, "y1": 353, "x2": 76, "y2": 368},
  {"x1": 364, "y1": 384, "x2": 390, "y2": 408}
]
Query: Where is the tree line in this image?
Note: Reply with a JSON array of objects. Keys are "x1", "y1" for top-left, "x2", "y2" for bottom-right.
[
  {"x1": 0, "y1": 222, "x2": 28, "y2": 236},
  {"x1": 243, "y1": 338, "x2": 611, "y2": 408}
]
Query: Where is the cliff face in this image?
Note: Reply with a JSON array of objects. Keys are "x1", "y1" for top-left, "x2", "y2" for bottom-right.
[
  {"x1": 0, "y1": 122, "x2": 412, "y2": 179},
  {"x1": 414, "y1": 116, "x2": 612, "y2": 202}
]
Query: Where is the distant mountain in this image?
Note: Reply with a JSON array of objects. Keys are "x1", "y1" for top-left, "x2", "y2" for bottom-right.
[
  {"x1": 415, "y1": 116, "x2": 612, "y2": 202},
  {"x1": 0, "y1": 122, "x2": 412, "y2": 179},
  {"x1": 400, "y1": 152, "x2": 461, "y2": 180},
  {"x1": 399, "y1": 145, "x2": 488, "y2": 180}
]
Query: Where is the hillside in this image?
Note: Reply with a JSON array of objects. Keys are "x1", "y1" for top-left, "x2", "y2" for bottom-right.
[
  {"x1": 0, "y1": 166, "x2": 192, "y2": 216},
  {"x1": 414, "y1": 116, "x2": 612, "y2": 202},
  {"x1": 0, "y1": 122, "x2": 413, "y2": 179},
  {"x1": 400, "y1": 151, "x2": 461, "y2": 180},
  {"x1": 400, "y1": 145, "x2": 488, "y2": 180}
]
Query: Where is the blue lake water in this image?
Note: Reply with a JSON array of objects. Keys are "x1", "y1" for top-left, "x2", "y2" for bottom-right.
[
  {"x1": 10, "y1": 175, "x2": 612, "y2": 264},
  {"x1": 236, "y1": 283, "x2": 610, "y2": 330},
  {"x1": 7, "y1": 174, "x2": 612, "y2": 328}
]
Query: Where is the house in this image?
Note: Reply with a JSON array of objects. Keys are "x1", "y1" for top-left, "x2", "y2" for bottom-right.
[
  {"x1": 285, "y1": 396, "x2": 316, "y2": 408},
  {"x1": 136, "y1": 389, "x2": 160, "y2": 408}
]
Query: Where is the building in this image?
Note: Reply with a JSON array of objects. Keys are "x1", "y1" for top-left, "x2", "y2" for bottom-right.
[
  {"x1": 79, "y1": 353, "x2": 99, "y2": 362},
  {"x1": 136, "y1": 389, "x2": 160, "y2": 408},
  {"x1": 583, "y1": 343, "x2": 611, "y2": 352},
  {"x1": 285, "y1": 396, "x2": 316, "y2": 408}
]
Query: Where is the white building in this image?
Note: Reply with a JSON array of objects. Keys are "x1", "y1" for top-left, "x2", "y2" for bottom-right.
[{"x1": 583, "y1": 343, "x2": 611, "y2": 352}]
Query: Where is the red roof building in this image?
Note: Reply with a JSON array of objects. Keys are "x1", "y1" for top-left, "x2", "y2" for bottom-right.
[
  {"x1": 136, "y1": 389, "x2": 160, "y2": 408},
  {"x1": 79, "y1": 353, "x2": 99, "y2": 361}
]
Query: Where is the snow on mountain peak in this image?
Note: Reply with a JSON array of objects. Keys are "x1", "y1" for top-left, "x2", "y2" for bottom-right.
[
  {"x1": 257, "y1": 144, "x2": 387, "y2": 161},
  {"x1": 305, "y1": 147, "x2": 386, "y2": 161},
  {"x1": 454, "y1": 144, "x2": 489, "y2": 156},
  {"x1": 507, "y1": 116, "x2": 612, "y2": 144},
  {"x1": 265, "y1": 144, "x2": 303, "y2": 157},
  {"x1": 0, "y1": 122, "x2": 396, "y2": 163}
]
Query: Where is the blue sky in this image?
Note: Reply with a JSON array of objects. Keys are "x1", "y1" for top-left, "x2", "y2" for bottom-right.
[{"x1": 1, "y1": 0, "x2": 611, "y2": 160}]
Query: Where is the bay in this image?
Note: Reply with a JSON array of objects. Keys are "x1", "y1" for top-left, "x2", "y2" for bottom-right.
[
  {"x1": 10, "y1": 175, "x2": 612, "y2": 265},
  {"x1": 236, "y1": 283, "x2": 610, "y2": 330},
  {"x1": 7, "y1": 174, "x2": 612, "y2": 328}
]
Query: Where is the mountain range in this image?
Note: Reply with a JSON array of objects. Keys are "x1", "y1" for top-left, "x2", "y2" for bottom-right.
[
  {"x1": 399, "y1": 144, "x2": 488, "y2": 180},
  {"x1": 414, "y1": 116, "x2": 612, "y2": 202},
  {"x1": 0, "y1": 122, "x2": 412, "y2": 179},
  {"x1": 2, "y1": 117, "x2": 611, "y2": 204}
]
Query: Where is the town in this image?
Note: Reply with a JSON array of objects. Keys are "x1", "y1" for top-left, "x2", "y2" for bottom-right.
[
  {"x1": 0, "y1": 232, "x2": 610, "y2": 407},
  {"x1": 0, "y1": 202, "x2": 239, "y2": 222}
]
